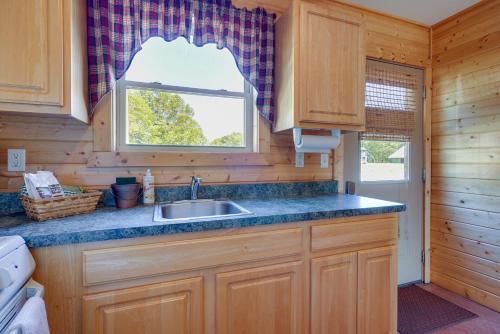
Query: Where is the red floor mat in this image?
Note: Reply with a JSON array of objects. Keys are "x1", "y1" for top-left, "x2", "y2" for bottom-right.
[{"x1": 398, "y1": 285, "x2": 477, "y2": 334}]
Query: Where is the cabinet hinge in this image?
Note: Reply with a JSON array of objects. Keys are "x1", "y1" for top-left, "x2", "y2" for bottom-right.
[
  {"x1": 421, "y1": 168, "x2": 426, "y2": 183},
  {"x1": 421, "y1": 250, "x2": 426, "y2": 265},
  {"x1": 423, "y1": 85, "x2": 427, "y2": 99}
]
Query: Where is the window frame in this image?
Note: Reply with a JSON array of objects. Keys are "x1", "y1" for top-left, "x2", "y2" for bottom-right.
[
  {"x1": 358, "y1": 137, "x2": 411, "y2": 184},
  {"x1": 116, "y1": 76, "x2": 255, "y2": 153}
]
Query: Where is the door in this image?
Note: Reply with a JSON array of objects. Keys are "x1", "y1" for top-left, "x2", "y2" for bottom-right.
[
  {"x1": 357, "y1": 246, "x2": 397, "y2": 334},
  {"x1": 299, "y1": 1, "x2": 365, "y2": 126},
  {"x1": 216, "y1": 261, "x2": 304, "y2": 334},
  {"x1": 82, "y1": 277, "x2": 204, "y2": 334},
  {"x1": 311, "y1": 253, "x2": 357, "y2": 334},
  {"x1": 0, "y1": 0, "x2": 63, "y2": 106},
  {"x1": 344, "y1": 59, "x2": 424, "y2": 284}
]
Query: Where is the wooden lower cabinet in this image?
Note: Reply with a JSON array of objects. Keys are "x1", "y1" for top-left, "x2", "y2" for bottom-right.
[
  {"x1": 357, "y1": 246, "x2": 398, "y2": 334},
  {"x1": 311, "y1": 252, "x2": 358, "y2": 334},
  {"x1": 311, "y1": 252, "x2": 357, "y2": 334},
  {"x1": 311, "y1": 246, "x2": 398, "y2": 334},
  {"x1": 82, "y1": 277, "x2": 204, "y2": 334},
  {"x1": 216, "y1": 261, "x2": 304, "y2": 334},
  {"x1": 32, "y1": 214, "x2": 399, "y2": 334}
]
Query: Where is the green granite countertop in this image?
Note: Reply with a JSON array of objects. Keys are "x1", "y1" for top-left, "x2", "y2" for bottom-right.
[{"x1": 0, "y1": 193, "x2": 405, "y2": 248}]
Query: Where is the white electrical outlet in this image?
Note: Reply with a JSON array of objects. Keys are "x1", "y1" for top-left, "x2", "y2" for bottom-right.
[
  {"x1": 295, "y1": 152, "x2": 304, "y2": 168},
  {"x1": 320, "y1": 153, "x2": 329, "y2": 169},
  {"x1": 7, "y1": 149, "x2": 25, "y2": 172}
]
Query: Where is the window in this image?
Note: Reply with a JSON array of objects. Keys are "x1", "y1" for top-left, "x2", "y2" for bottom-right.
[
  {"x1": 117, "y1": 37, "x2": 254, "y2": 152},
  {"x1": 360, "y1": 140, "x2": 409, "y2": 182},
  {"x1": 359, "y1": 60, "x2": 420, "y2": 183}
]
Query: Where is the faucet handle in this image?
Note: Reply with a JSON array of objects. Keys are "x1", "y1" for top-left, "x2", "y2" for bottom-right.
[{"x1": 191, "y1": 176, "x2": 202, "y2": 183}]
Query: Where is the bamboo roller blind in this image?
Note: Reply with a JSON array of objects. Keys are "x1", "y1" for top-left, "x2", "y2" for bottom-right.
[{"x1": 362, "y1": 62, "x2": 419, "y2": 142}]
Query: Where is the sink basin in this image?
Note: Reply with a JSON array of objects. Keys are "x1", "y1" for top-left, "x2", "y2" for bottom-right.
[{"x1": 153, "y1": 199, "x2": 252, "y2": 222}]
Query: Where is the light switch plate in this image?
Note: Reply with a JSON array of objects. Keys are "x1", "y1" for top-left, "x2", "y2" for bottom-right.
[
  {"x1": 320, "y1": 153, "x2": 329, "y2": 169},
  {"x1": 8, "y1": 149, "x2": 25, "y2": 172},
  {"x1": 295, "y1": 152, "x2": 304, "y2": 168}
]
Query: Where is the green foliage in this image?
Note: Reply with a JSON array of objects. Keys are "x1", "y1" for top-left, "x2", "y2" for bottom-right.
[
  {"x1": 361, "y1": 140, "x2": 405, "y2": 163},
  {"x1": 128, "y1": 89, "x2": 207, "y2": 145},
  {"x1": 127, "y1": 89, "x2": 245, "y2": 148},
  {"x1": 210, "y1": 132, "x2": 243, "y2": 147}
]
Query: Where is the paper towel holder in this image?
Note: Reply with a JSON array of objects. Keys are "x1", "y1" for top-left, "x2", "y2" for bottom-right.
[
  {"x1": 292, "y1": 128, "x2": 341, "y2": 169},
  {"x1": 293, "y1": 128, "x2": 341, "y2": 152}
]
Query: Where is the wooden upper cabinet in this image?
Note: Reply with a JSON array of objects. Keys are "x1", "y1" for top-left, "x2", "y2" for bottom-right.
[
  {"x1": 357, "y1": 246, "x2": 397, "y2": 334},
  {"x1": 216, "y1": 261, "x2": 304, "y2": 334},
  {"x1": 311, "y1": 252, "x2": 357, "y2": 334},
  {"x1": 82, "y1": 277, "x2": 204, "y2": 334},
  {"x1": 274, "y1": 0, "x2": 366, "y2": 132},
  {"x1": 0, "y1": 0, "x2": 88, "y2": 123},
  {"x1": 0, "y1": 0, "x2": 63, "y2": 106},
  {"x1": 299, "y1": 1, "x2": 365, "y2": 127}
]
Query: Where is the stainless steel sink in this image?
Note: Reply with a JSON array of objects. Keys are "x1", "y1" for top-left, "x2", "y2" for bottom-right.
[{"x1": 153, "y1": 199, "x2": 251, "y2": 222}]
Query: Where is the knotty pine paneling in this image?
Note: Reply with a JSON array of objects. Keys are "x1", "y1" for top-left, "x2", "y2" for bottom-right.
[
  {"x1": 240, "y1": 0, "x2": 430, "y2": 67},
  {"x1": 432, "y1": 177, "x2": 500, "y2": 197},
  {"x1": 432, "y1": 218, "x2": 500, "y2": 247},
  {"x1": 431, "y1": 0, "x2": 500, "y2": 311},
  {"x1": 431, "y1": 204, "x2": 500, "y2": 230},
  {"x1": 0, "y1": 114, "x2": 332, "y2": 190},
  {"x1": 431, "y1": 245, "x2": 500, "y2": 280},
  {"x1": 0, "y1": 0, "x2": 430, "y2": 191}
]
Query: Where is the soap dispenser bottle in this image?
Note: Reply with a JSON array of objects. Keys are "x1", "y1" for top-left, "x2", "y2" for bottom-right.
[{"x1": 143, "y1": 169, "x2": 155, "y2": 205}]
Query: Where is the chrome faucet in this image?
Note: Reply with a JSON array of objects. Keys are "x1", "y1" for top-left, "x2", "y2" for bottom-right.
[{"x1": 190, "y1": 176, "x2": 202, "y2": 200}]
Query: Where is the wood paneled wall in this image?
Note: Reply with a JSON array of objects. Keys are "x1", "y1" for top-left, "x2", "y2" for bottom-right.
[
  {"x1": 240, "y1": 0, "x2": 430, "y2": 66},
  {"x1": 0, "y1": 114, "x2": 333, "y2": 190},
  {"x1": 0, "y1": 0, "x2": 430, "y2": 191},
  {"x1": 430, "y1": 0, "x2": 500, "y2": 311}
]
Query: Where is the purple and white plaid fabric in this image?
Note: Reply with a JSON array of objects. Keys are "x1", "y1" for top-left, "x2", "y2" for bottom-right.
[
  {"x1": 192, "y1": 0, "x2": 275, "y2": 122},
  {"x1": 87, "y1": 0, "x2": 275, "y2": 123}
]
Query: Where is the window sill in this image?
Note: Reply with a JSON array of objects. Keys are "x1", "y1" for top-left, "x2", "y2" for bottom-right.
[{"x1": 87, "y1": 151, "x2": 273, "y2": 168}]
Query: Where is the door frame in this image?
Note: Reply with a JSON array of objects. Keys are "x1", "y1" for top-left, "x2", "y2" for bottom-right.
[
  {"x1": 338, "y1": 57, "x2": 432, "y2": 284},
  {"x1": 423, "y1": 67, "x2": 432, "y2": 284}
]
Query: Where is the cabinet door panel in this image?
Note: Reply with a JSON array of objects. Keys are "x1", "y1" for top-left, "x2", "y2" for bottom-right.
[
  {"x1": 216, "y1": 261, "x2": 303, "y2": 334},
  {"x1": 299, "y1": 2, "x2": 365, "y2": 126},
  {"x1": 82, "y1": 277, "x2": 204, "y2": 334},
  {"x1": 357, "y1": 246, "x2": 397, "y2": 334},
  {"x1": 311, "y1": 252, "x2": 357, "y2": 334},
  {"x1": 0, "y1": 0, "x2": 63, "y2": 105}
]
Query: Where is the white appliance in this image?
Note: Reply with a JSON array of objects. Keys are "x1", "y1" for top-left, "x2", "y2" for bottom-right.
[{"x1": 0, "y1": 236, "x2": 45, "y2": 333}]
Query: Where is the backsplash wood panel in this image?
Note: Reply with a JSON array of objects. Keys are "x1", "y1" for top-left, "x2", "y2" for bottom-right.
[{"x1": 0, "y1": 113, "x2": 332, "y2": 190}]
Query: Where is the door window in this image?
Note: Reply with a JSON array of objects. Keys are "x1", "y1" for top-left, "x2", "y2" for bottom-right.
[
  {"x1": 360, "y1": 139, "x2": 409, "y2": 182},
  {"x1": 360, "y1": 60, "x2": 420, "y2": 183}
]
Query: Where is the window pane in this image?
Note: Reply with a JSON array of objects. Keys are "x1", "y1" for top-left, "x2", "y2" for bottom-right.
[
  {"x1": 360, "y1": 140, "x2": 408, "y2": 182},
  {"x1": 125, "y1": 37, "x2": 245, "y2": 92},
  {"x1": 365, "y1": 83, "x2": 414, "y2": 111},
  {"x1": 126, "y1": 88, "x2": 245, "y2": 147}
]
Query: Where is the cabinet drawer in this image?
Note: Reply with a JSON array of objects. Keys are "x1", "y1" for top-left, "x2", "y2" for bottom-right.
[
  {"x1": 311, "y1": 217, "x2": 397, "y2": 252},
  {"x1": 83, "y1": 228, "x2": 304, "y2": 286}
]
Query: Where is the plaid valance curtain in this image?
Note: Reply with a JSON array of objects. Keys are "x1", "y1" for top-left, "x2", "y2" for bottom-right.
[{"x1": 87, "y1": 0, "x2": 276, "y2": 123}]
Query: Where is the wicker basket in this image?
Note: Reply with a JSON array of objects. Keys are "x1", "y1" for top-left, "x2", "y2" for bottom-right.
[{"x1": 20, "y1": 191, "x2": 102, "y2": 221}]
